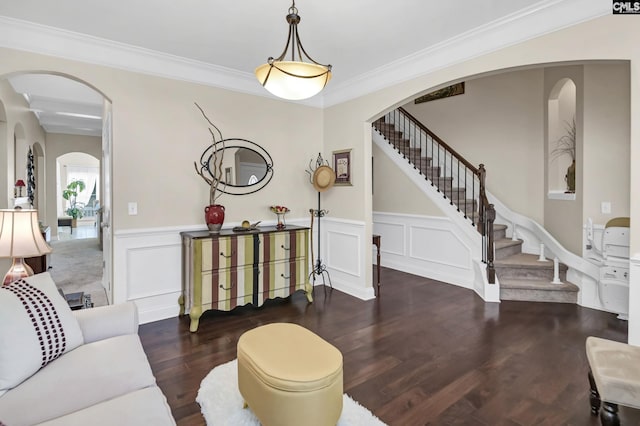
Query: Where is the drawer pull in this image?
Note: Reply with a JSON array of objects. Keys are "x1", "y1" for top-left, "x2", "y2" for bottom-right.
[
  {"x1": 280, "y1": 273, "x2": 290, "y2": 280},
  {"x1": 220, "y1": 251, "x2": 235, "y2": 259},
  {"x1": 280, "y1": 245, "x2": 290, "y2": 251},
  {"x1": 219, "y1": 283, "x2": 235, "y2": 290}
]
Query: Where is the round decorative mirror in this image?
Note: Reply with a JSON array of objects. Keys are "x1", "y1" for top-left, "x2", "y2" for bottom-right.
[{"x1": 199, "y1": 138, "x2": 274, "y2": 195}]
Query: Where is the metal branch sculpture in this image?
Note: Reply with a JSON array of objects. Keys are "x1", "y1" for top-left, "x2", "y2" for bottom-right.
[{"x1": 193, "y1": 102, "x2": 226, "y2": 205}]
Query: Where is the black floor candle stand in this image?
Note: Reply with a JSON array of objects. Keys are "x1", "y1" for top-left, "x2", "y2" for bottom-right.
[{"x1": 310, "y1": 191, "x2": 332, "y2": 293}]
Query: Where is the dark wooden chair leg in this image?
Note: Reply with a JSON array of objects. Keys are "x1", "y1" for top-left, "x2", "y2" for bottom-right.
[
  {"x1": 600, "y1": 402, "x2": 620, "y2": 426},
  {"x1": 588, "y1": 371, "x2": 601, "y2": 416}
]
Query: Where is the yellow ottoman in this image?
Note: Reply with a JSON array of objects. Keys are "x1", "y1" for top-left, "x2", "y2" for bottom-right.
[{"x1": 237, "y1": 323, "x2": 343, "y2": 426}]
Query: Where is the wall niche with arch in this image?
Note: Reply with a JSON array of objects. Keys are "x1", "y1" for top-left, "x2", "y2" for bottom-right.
[{"x1": 547, "y1": 77, "x2": 576, "y2": 200}]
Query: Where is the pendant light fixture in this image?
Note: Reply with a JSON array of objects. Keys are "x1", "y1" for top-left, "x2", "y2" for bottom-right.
[{"x1": 255, "y1": 1, "x2": 332, "y2": 100}]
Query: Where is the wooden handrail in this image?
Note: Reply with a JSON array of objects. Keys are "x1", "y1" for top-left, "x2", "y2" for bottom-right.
[
  {"x1": 398, "y1": 107, "x2": 480, "y2": 175},
  {"x1": 374, "y1": 109, "x2": 495, "y2": 284}
]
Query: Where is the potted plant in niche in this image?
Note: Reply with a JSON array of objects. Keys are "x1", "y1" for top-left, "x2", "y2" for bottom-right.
[
  {"x1": 551, "y1": 118, "x2": 576, "y2": 193},
  {"x1": 62, "y1": 179, "x2": 86, "y2": 227}
]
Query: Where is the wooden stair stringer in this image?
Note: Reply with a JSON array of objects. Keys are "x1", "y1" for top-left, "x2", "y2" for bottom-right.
[
  {"x1": 372, "y1": 129, "x2": 481, "y2": 244},
  {"x1": 373, "y1": 122, "x2": 476, "y2": 226}
]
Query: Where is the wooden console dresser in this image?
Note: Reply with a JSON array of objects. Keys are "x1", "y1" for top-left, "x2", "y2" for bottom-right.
[{"x1": 180, "y1": 225, "x2": 313, "y2": 332}]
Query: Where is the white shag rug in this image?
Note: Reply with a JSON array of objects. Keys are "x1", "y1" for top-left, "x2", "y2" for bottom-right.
[{"x1": 196, "y1": 359, "x2": 386, "y2": 426}]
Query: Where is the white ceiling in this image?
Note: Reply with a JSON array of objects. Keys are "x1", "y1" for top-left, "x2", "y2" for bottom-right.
[{"x1": 0, "y1": 0, "x2": 609, "y2": 137}]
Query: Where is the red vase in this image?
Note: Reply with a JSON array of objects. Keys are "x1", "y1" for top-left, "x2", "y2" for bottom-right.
[{"x1": 205, "y1": 204, "x2": 225, "y2": 233}]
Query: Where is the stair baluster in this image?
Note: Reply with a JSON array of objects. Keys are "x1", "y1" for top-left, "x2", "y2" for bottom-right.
[{"x1": 373, "y1": 109, "x2": 496, "y2": 284}]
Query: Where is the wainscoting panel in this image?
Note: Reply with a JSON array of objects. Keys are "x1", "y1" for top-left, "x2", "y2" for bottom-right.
[
  {"x1": 126, "y1": 244, "x2": 181, "y2": 300},
  {"x1": 113, "y1": 219, "x2": 375, "y2": 323},
  {"x1": 373, "y1": 221, "x2": 406, "y2": 256},
  {"x1": 322, "y1": 218, "x2": 375, "y2": 300},
  {"x1": 327, "y1": 231, "x2": 361, "y2": 276},
  {"x1": 373, "y1": 212, "x2": 476, "y2": 289},
  {"x1": 113, "y1": 225, "x2": 202, "y2": 324},
  {"x1": 409, "y1": 225, "x2": 471, "y2": 268}
]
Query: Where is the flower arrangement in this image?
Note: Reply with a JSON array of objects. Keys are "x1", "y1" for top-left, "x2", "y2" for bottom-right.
[
  {"x1": 270, "y1": 205, "x2": 290, "y2": 229},
  {"x1": 270, "y1": 205, "x2": 290, "y2": 214}
]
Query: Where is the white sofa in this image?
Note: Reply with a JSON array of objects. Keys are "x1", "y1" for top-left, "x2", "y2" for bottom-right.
[{"x1": 0, "y1": 274, "x2": 175, "y2": 426}]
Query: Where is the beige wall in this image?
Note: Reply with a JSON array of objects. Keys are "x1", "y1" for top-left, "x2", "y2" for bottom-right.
[
  {"x1": 583, "y1": 63, "x2": 630, "y2": 225},
  {"x1": 0, "y1": 49, "x2": 323, "y2": 236},
  {"x1": 402, "y1": 69, "x2": 545, "y2": 223},
  {"x1": 372, "y1": 143, "x2": 444, "y2": 216},
  {"x1": 0, "y1": 79, "x2": 46, "y2": 209}
]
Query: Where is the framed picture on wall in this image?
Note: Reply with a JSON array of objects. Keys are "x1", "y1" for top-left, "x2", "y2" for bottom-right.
[{"x1": 333, "y1": 149, "x2": 352, "y2": 186}]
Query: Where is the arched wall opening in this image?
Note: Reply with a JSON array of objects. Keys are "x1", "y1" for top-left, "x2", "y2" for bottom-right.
[
  {"x1": 368, "y1": 60, "x2": 628, "y2": 293},
  {"x1": 548, "y1": 78, "x2": 577, "y2": 195},
  {"x1": 56, "y1": 152, "x2": 100, "y2": 228}
]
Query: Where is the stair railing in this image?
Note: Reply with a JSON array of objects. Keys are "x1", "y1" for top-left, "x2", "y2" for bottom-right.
[
  {"x1": 373, "y1": 107, "x2": 495, "y2": 284},
  {"x1": 478, "y1": 165, "x2": 496, "y2": 283}
]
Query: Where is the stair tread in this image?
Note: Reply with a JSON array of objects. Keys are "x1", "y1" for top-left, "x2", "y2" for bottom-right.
[
  {"x1": 494, "y1": 224, "x2": 507, "y2": 232},
  {"x1": 494, "y1": 239, "x2": 523, "y2": 249},
  {"x1": 500, "y1": 278, "x2": 579, "y2": 292},
  {"x1": 494, "y1": 253, "x2": 567, "y2": 270}
]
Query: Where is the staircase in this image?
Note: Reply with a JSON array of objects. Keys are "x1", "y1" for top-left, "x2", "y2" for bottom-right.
[
  {"x1": 374, "y1": 118, "x2": 479, "y2": 224},
  {"x1": 373, "y1": 108, "x2": 497, "y2": 285},
  {"x1": 373, "y1": 108, "x2": 580, "y2": 304},
  {"x1": 493, "y1": 224, "x2": 579, "y2": 302}
]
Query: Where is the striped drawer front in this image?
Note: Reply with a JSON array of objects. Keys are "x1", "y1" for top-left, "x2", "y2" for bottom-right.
[
  {"x1": 258, "y1": 229, "x2": 308, "y2": 263},
  {"x1": 200, "y1": 265, "x2": 254, "y2": 311},
  {"x1": 258, "y1": 258, "x2": 308, "y2": 303},
  {"x1": 199, "y1": 235, "x2": 254, "y2": 272}
]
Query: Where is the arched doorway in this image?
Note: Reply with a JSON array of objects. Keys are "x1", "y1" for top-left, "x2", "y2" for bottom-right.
[
  {"x1": 56, "y1": 152, "x2": 100, "y2": 239},
  {"x1": 1, "y1": 72, "x2": 113, "y2": 305}
]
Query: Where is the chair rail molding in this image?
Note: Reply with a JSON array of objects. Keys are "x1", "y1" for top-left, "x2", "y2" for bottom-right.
[{"x1": 112, "y1": 216, "x2": 376, "y2": 323}]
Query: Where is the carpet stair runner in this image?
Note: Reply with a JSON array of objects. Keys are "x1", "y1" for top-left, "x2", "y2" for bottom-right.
[{"x1": 493, "y1": 224, "x2": 579, "y2": 303}]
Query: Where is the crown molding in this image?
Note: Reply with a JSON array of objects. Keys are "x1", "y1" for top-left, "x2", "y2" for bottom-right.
[
  {"x1": 0, "y1": 16, "x2": 325, "y2": 108},
  {"x1": 0, "y1": 0, "x2": 610, "y2": 109},
  {"x1": 322, "y1": 0, "x2": 611, "y2": 106}
]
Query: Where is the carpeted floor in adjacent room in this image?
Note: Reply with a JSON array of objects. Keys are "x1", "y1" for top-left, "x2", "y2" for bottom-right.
[{"x1": 47, "y1": 238, "x2": 108, "y2": 307}]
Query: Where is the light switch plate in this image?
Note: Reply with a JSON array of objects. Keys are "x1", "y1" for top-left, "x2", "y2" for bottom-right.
[
  {"x1": 128, "y1": 202, "x2": 138, "y2": 215},
  {"x1": 601, "y1": 201, "x2": 611, "y2": 214}
]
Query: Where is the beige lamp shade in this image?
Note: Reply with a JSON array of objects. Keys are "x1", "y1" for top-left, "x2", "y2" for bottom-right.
[
  {"x1": 255, "y1": 61, "x2": 332, "y2": 101},
  {"x1": 0, "y1": 209, "x2": 51, "y2": 258}
]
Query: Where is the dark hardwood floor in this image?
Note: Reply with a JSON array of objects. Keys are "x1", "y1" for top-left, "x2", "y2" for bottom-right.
[{"x1": 139, "y1": 267, "x2": 636, "y2": 425}]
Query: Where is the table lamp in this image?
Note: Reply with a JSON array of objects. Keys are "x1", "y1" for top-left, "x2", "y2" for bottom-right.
[
  {"x1": 0, "y1": 209, "x2": 52, "y2": 286},
  {"x1": 15, "y1": 179, "x2": 26, "y2": 197}
]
